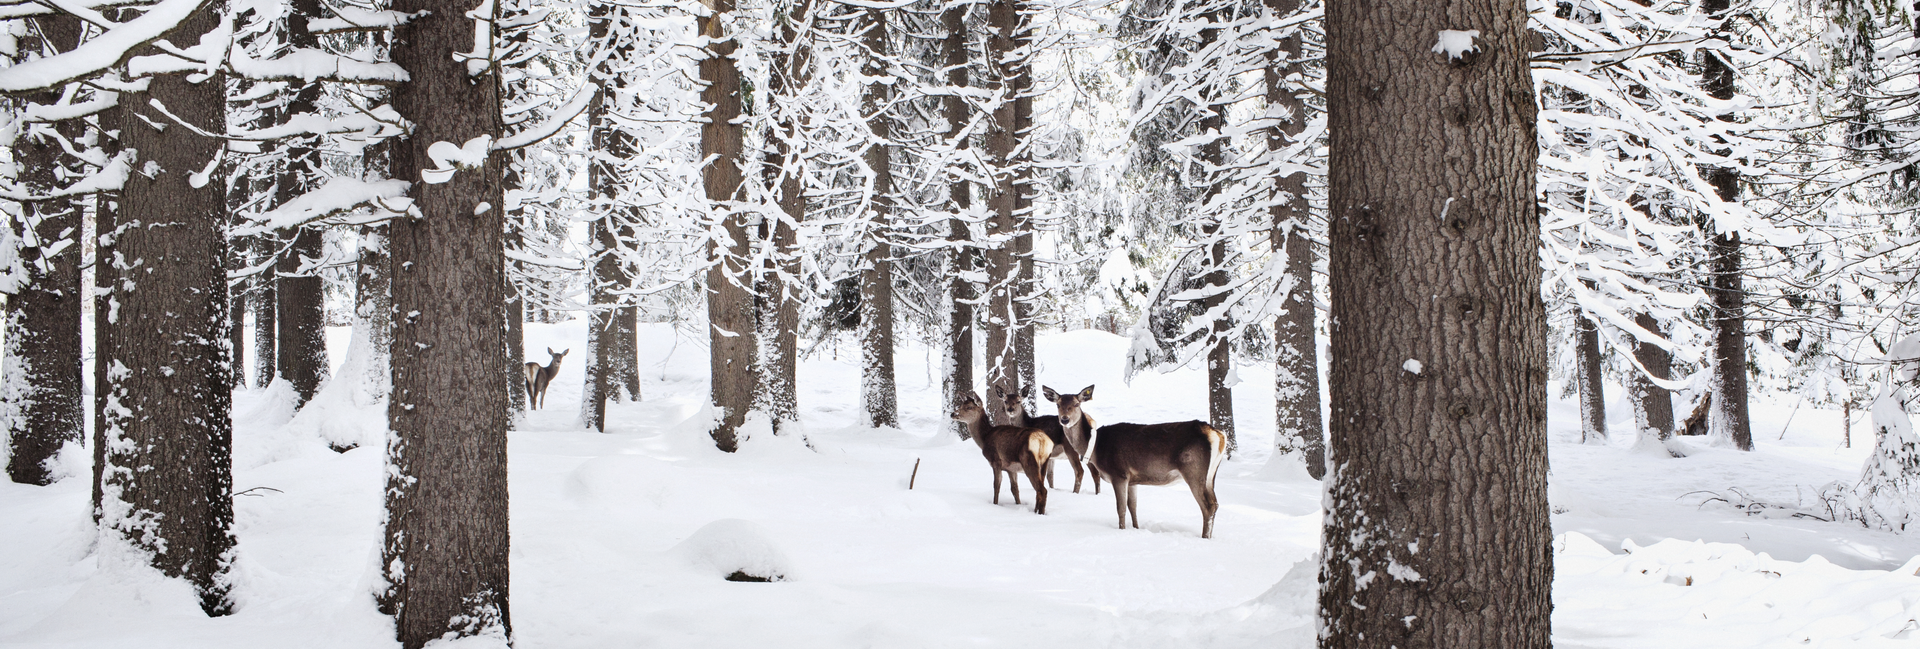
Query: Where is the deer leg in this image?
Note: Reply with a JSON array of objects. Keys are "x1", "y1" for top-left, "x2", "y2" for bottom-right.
[
  {"x1": 1009, "y1": 468, "x2": 1023, "y2": 505},
  {"x1": 992, "y1": 468, "x2": 1002, "y2": 505},
  {"x1": 1186, "y1": 473, "x2": 1216, "y2": 539},
  {"x1": 1110, "y1": 476, "x2": 1130, "y2": 530},
  {"x1": 1068, "y1": 449, "x2": 1085, "y2": 494},
  {"x1": 1027, "y1": 459, "x2": 1047, "y2": 515},
  {"x1": 1127, "y1": 483, "x2": 1140, "y2": 529}
]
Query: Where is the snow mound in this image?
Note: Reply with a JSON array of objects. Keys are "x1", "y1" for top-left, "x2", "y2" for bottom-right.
[
  {"x1": 670, "y1": 519, "x2": 796, "y2": 582},
  {"x1": 562, "y1": 454, "x2": 681, "y2": 508}
]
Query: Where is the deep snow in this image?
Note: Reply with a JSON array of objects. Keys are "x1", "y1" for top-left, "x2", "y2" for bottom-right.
[{"x1": 2, "y1": 321, "x2": 1918, "y2": 648}]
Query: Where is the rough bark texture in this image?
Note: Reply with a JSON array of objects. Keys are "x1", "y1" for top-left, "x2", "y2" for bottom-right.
[
  {"x1": 757, "y1": 0, "x2": 808, "y2": 433},
  {"x1": 1318, "y1": 0, "x2": 1552, "y2": 645},
  {"x1": 378, "y1": 0, "x2": 512, "y2": 642},
  {"x1": 1266, "y1": 0, "x2": 1322, "y2": 478},
  {"x1": 982, "y1": 0, "x2": 1022, "y2": 423},
  {"x1": 274, "y1": 0, "x2": 329, "y2": 407},
  {"x1": 1011, "y1": 6, "x2": 1036, "y2": 419},
  {"x1": 4, "y1": 14, "x2": 86, "y2": 486},
  {"x1": 942, "y1": 2, "x2": 976, "y2": 440},
  {"x1": 102, "y1": 3, "x2": 236, "y2": 615},
  {"x1": 1629, "y1": 311, "x2": 1674, "y2": 440},
  {"x1": 229, "y1": 294, "x2": 246, "y2": 388},
  {"x1": 91, "y1": 122, "x2": 120, "y2": 521},
  {"x1": 860, "y1": 6, "x2": 899, "y2": 429},
  {"x1": 1700, "y1": 0, "x2": 1750, "y2": 451},
  {"x1": 582, "y1": 6, "x2": 642, "y2": 432},
  {"x1": 702, "y1": 0, "x2": 757, "y2": 451},
  {"x1": 1576, "y1": 312, "x2": 1606, "y2": 443}
]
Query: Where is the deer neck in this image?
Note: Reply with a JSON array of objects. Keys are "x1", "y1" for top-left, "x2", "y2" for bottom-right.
[{"x1": 961, "y1": 414, "x2": 992, "y2": 450}]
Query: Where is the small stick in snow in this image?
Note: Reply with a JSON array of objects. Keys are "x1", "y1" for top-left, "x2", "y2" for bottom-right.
[
  {"x1": 909, "y1": 458, "x2": 920, "y2": 490},
  {"x1": 1776, "y1": 396, "x2": 1803, "y2": 440}
]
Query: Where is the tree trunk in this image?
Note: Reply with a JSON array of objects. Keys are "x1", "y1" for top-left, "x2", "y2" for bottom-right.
[
  {"x1": 229, "y1": 294, "x2": 246, "y2": 388},
  {"x1": 942, "y1": 1, "x2": 975, "y2": 439},
  {"x1": 101, "y1": 3, "x2": 236, "y2": 615},
  {"x1": 1699, "y1": 0, "x2": 1750, "y2": 451},
  {"x1": 1195, "y1": 13, "x2": 1234, "y2": 453},
  {"x1": 378, "y1": 0, "x2": 512, "y2": 642},
  {"x1": 357, "y1": 224, "x2": 393, "y2": 403},
  {"x1": 1011, "y1": 5, "x2": 1036, "y2": 417},
  {"x1": 1266, "y1": 0, "x2": 1323, "y2": 478},
  {"x1": 1576, "y1": 312, "x2": 1606, "y2": 443},
  {"x1": 252, "y1": 234, "x2": 277, "y2": 388},
  {"x1": 582, "y1": 7, "x2": 641, "y2": 431},
  {"x1": 274, "y1": 0, "x2": 330, "y2": 407},
  {"x1": 757, "y1": 0, "x2": 809, "y2": 434},
  {"x1": 1628, "y1": 311, "x2": 1674, "y2": 440},
  {"x1": 982, "y1": 0, "x2": 1022, "y2": 421},
  {"x1": 4, "y1": 14, "x2": 86, "y2": 486},
  {"x1": 1319, "y1": 0, "x2": 1551, "y2": 645},
  {"x1": 91, "y1": 106, "x2": 121, "y2": 521},
  {"x1": 860, "y1": 6, "x2": 899, "y2": 429},
  {"x1": 702, "y1": 0, "x2": 757, "y2": 451}
]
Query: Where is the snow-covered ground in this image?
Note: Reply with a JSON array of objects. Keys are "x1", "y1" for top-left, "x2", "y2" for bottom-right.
[{"x1": 3, "y1": 322, "x2": 1919, "y2": 648}]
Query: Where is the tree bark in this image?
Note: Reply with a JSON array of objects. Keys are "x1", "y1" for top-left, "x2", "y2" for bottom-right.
[
  {"x1": 1194, "y1": 9, "x2": 1234, "y2": 453},
  {"x1": 102, "y1": 2, "x2": 236, "y2": 615},
  {"x1": 1011, "y1": 3, "x2": 1036, "y2": 418},
  {"x1": 1699, "y1": 0, "x2": 1750, "y2": 451},
  {"x1": 1576, "y1": 312, "x2": 1606, "y2": 443},
  {"x1": 252, "y1": 233, "x2": 277, "y2": 388},
  {"x1": 378, "y1": 0, "x2": 512, "y2": 642},
  {"x1": 1267, "y1": 0, "x2": 1322, "y2": 478},
  {"x1": 582, "y1": 4, "x2": 642, "y2": 431},
  {"x1": 982, "y1": 0, "x2": 1023, "y2": 422},
  {"x1": 1318, "y1": 0, "x2": 1551, "y2": 645},
  {"x1": 860, "y1": 5, "x2": 899, "y2": 429},
  {"x1": 757, "y1": 0, "x2": 809, "y2": 433},
  {"x1": 702, "y1": 0, "x2": 757, "y2": 451},
  {"x1": 942, "y1": 1, "x2": 976, "y2": 440},
  {"x1": 1628, "y1": 311, "x2": 1673, "y2": 440},
  {"x1": 358, "y1": 224, "x2": 393, "y2": 404},
  {"x1": 4, "y1": 14, "x2": 87, "y2": 486},
  {"x1": 274, "y1": 0, "x2": 330, "y2": 407},
  {"x1": 90, "y1": 107, "x2": 121, "y2": 522}
]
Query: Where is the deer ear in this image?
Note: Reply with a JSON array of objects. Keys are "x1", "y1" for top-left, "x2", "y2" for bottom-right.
[
  {"x1": 1079, "y1": 385, "x2": 1094, "y2": 401},
  {"x1": 1042, "y1": 386, "x2": 1060, "y2": 402}
]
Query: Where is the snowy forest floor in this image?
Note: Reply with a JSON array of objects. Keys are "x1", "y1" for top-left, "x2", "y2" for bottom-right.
[{"x1": 4, "y1": 321, "x2": 1920, "y2": 648}]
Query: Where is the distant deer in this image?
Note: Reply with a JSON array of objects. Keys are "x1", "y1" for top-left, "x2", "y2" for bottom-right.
[
  {"x1": 951, "y1": 391, "x2": 1053, "y2": 515},
  {"x1": 524, "y1": 347, "x2": 567, "y2": 409},
  {"x1": 1054, "y1": 388, "x2": 1223, "y2": 538},
  {"x1": 996, "y1": 385, "x2": 1093, "y2": 494}
]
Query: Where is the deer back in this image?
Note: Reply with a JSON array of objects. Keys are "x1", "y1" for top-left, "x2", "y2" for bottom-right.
[{"x1": 1088, "y1": 421, "x2": 1222, "y2": 487}]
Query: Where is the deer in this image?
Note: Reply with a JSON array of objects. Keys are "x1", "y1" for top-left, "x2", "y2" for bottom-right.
[
  {"x1": 996, "y1": 385, "x2": 1095, "y2": 494},
  {"x1": 524, "y1": 347, "x2": 567, "y2": 409},
  {"x1": 951, "y1": 391, "x2": 1053, "y2": 515},
  {"x1": 1053, "y1": 387, "x2": 1224, "y2": 538}
]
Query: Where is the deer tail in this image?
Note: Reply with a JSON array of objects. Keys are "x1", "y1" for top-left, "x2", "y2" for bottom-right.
[
  {"x1": 1201, "y1": 424, "x2": 1225, "y2": 489},
  {"x1": 1028, "y1": 431, "x2": 1053, "y2": 471}
]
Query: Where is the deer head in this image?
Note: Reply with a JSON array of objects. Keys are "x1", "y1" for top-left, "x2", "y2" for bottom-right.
[
  {"x1": 1044, "y1": 385, "x2": 1094, "y2": 429},
  {"x1": 546, "y1": 347, "x2": 569, "y2": 367},
  {"x1": 951, "y1": 391, "x2": 987, "y2": 423}
]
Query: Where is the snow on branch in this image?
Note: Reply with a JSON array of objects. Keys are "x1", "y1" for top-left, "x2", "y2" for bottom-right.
[
  {"x1": 0, "y1": 0, "x2": 212, "y2": 92},
  {"x1": 232, "y1": 177, "x2": 413, "y2": 235},
  {"x1": 309, "y1": 7, "x2": 426, "y2": 34}
]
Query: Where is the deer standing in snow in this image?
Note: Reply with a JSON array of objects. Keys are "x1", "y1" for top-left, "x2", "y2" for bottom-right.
[
  {"x1": 525, "y1": 347, "x2": 567, "y2": 409},
  {"x1": 1054, "y1": 387, "x2": 1224, "y2": 538},
  {"x1": 952, "y1": 391, "x2": 1053, "y2": 514},
  {"x1": 997, "y1": 385, "x2": 1096, "y2": 493}
]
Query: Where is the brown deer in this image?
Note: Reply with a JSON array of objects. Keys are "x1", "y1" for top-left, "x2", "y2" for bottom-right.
[
  {"x1": 524, "y1": 347, "x2": 567, "y2": 409},
  {"x1": 1042, "y1": 385, "x2": 1103, "y2": 494},
  {"x1": 951, "y1": 391, "x2": 1053, "y2": 515},
  {"x1": 1056, "y1": 392, "x2": 1223, "y2": 538},
  {"x1": 996, "y1": 386, "x2": 1094, "y2": 493}
]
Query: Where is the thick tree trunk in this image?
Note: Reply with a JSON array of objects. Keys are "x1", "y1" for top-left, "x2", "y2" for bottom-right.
[
  {"x1": 274, "y1": 0, "x2": 329, "y2": 407},
  {"x1": 1629, "y1": 312, "x2": 1674, "y2": 440},
  {"x1": 942, "y1": 2, "x2": 975, "y2": 440},
  {"x1": 378, "y1": 0, "x2": 512, "y2": 642},
  {"x1": 1195, "y1": 22, "x2": 1234, "y2": 452},
  {"x1": 4, "y1": 14, "x2": 86, "y2": 486},
  {"x1": 102, "y1": 3, "x2": 236, "y2": 615},
  {"x1": 1576, "y1": 312, "x2": 1606, "y2": 443},
  {"x1": 1011, "y1": 6, "x2": 1036, "y2": 417},
  {"x1": 1266, "y1": 0, "x2": 1322, "y2": 478},
  {"x1": 702, "y1": 0, "x2": 757, "y2": 451},
  {"x1": 229, "y1": 294, "x2": 246, "y2": 388},
  {"x1": 1318, "y1": 0, "x2": 1551, "y2": 645},
  {"x1": 982, "y1": 0, "x2": 1022, "y2": 421},
  {"x1": 860, "y1": 6, "x2": 899, "y2": 429},
  {"x1": 1699, "y1": 0, "x2": 1750, "y2": 451}
]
